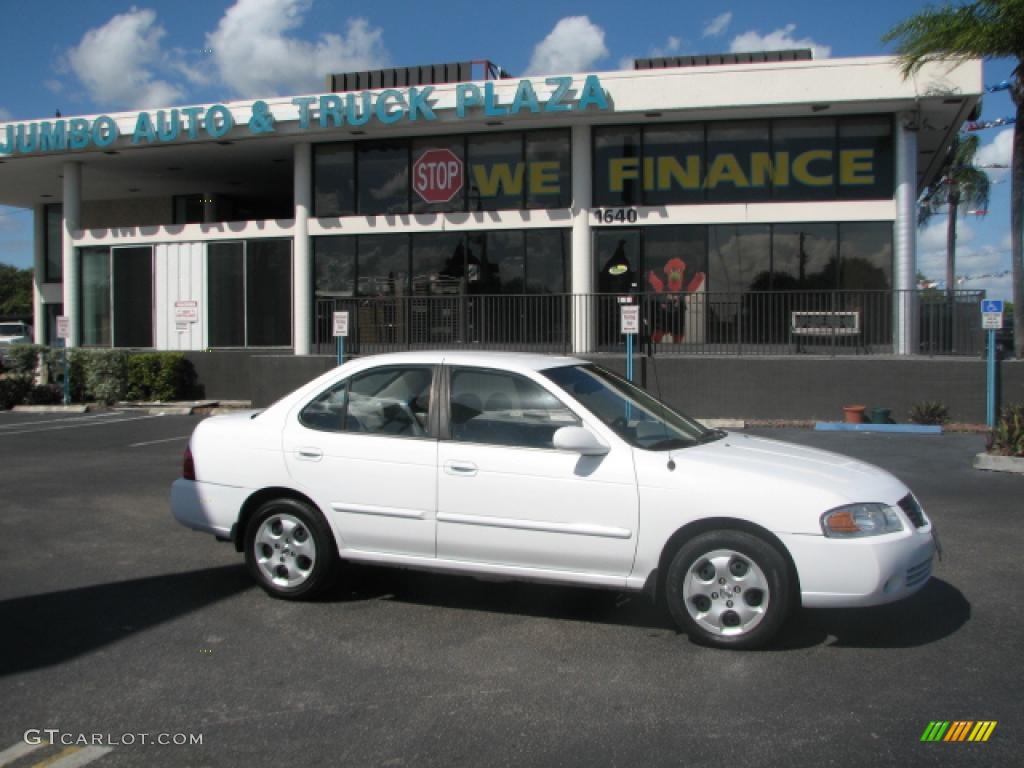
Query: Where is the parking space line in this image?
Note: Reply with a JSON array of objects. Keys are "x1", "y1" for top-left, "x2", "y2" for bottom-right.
[
  {"x1": 0, "y1": 413, "x2": 120, "y2": 431},
  {"x1": 0, "y1": 741, "x2": 46, "y2": 766},
  {"x1": 35, "y1": 747, "x2": 112, "y2": 768},
  {"x1": 0, "y1": 414, "x2": 164, "y2": 438},
  {"x1": 130, "y1": 435, "x2": 191, "y2": 448}
]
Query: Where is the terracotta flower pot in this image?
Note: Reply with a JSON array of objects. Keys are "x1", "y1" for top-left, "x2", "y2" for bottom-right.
[{"x1": 843, "y1": 405, "x2": 867, "y2": 424}]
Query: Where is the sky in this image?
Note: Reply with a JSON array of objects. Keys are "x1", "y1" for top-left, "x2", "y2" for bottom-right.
[{"x1": 0, "y1": 0, "x2": 1017, "y2": 299}]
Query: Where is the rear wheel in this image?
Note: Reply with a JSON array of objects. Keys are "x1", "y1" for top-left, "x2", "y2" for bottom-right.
[
  {"x1": 665, "y1": 530, "x2": 793, "y2": 650},
  {"x1": 244, "y1": 498, "x2": 337, "y2": 599}
]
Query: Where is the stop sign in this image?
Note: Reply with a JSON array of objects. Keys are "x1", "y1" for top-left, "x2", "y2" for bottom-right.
[{"x1": 413, "y1": 148, "x2": 464, "y2": 203}]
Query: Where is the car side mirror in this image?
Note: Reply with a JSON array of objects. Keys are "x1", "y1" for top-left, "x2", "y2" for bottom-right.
[{"x1": 552, "y1": 426, "x2": 609, "y2": 456}]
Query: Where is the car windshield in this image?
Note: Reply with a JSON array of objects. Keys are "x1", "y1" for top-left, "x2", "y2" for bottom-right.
[
  {"x1": 543, "y1": 364, "x2": 721, "y2": 451},
  {"x1": 0, "y1": 323, "x2": 26, "y2": 335}
]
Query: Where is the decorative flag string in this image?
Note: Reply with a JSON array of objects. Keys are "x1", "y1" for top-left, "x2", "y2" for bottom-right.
[{"x1": 963, "y1": 116, "x2": 1016, "y2": 131}]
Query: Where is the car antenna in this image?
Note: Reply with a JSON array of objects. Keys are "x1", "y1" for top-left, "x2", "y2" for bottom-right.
[{"x1": 650, "y1": 353, "x2": 676, "y2": 471}]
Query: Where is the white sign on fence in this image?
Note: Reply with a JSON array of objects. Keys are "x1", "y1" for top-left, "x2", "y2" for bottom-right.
[
  {"x1": 333, "y1": 311, "x2": 350, "y2": 337},
  {"x1": 55, "y1": 315, "x2": 69, "y2": 339},
  {"x1": 620, "y1": 305, "x2": 640, "y2": 335}
]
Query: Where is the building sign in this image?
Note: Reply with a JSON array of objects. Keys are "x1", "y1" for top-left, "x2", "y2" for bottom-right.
[
  {"x1": 413, "y1": 148, "x2": 464, "y2": 203},
  {"x1": 174, "y1": 300, "x2": 199, "y2": 323},
  {"x1": 0, "y1": 75, "x2": 609, "y2": 157}
]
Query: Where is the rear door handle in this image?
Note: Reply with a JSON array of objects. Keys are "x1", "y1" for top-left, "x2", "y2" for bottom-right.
[
  {"x1": 444, "y1": 460, "x2": 478, "y2": 477},
  {"x1": 296, "y1": 447, "x2": 323, "y2": 461}
]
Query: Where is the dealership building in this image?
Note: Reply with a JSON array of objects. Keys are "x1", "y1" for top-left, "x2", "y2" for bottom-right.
[{"x1": 1, "y1": 51, "x2": 1002, "y2": 414}]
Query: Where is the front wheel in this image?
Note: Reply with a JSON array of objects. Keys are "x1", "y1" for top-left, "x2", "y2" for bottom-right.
[
  {"x1": 665, "y1": 530, "x2": 794, "y2": 650},
  {"x1": 244, "y1": 498, "x2": 337, "y2": 599}
]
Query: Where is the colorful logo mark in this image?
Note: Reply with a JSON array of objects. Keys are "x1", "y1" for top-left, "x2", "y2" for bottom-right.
[{"x1": 921, "y1": 721, "x2": 997, "y2": 742}]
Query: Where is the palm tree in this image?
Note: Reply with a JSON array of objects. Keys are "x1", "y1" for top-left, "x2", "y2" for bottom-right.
[
  {"x1": 884, "y1": 0, "x2": 1024, "y2": 357},
  {"x1": 918, "y1": 134, "x2": 991, "y2": 292}
]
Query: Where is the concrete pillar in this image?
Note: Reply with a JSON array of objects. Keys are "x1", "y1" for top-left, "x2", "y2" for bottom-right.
[
  {"x1": 570, "y1": 124, "x2": 593, "y2": 354},
  {"x1": 61, "y1": 162, "x2": 81, "y2": 348},
  {"x1": 894, "y1": 112, "x2": 918, "y2": 355},
  {"x1": 293, "y1": 142, "x2": 312, "y2": 355},
  {"x1": 32, "y1": 204, "x2": 45, "y2": 345}
]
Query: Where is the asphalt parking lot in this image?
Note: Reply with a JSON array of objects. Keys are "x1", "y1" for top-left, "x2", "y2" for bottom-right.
[{"x1": 0, "y1": 410, "x2": 1020, "y2": 767}]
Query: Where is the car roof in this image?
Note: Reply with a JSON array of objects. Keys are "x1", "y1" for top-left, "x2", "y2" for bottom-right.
[{"x1": 352, "y1": 350, "x2": 586, "y2": 372}]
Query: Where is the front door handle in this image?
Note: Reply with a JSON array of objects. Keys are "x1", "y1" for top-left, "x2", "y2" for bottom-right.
[
  {"x1": 296, "y1": 447, "x2": 323, "y2": 461},
  {"x1": 444, "y1": 460, "x2": 478, "y2": 477}
]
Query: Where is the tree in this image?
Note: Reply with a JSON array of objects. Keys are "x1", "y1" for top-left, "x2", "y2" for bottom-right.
[
  {"x1": 0, "y1": 264, "x2": 32, "y2": 317},
  {"x1": 918, "y1": 134, "x2": 991, "y2": 291},
  {"x1": 884, "y1": 0, "x2": 1024, "y2": 357}
]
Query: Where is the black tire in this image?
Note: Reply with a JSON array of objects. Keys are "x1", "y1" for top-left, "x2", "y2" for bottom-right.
[
  {"x1": 664, "y1": 529, "x2": 793, "y2": 650},
  {"x1": 244, "y1": 498, "x2": 338, "y2": 599}
]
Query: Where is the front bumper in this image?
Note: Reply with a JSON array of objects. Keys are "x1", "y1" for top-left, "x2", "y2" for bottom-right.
[
  {"x1": 170, "y1": 478, "x2": 248, "y2": 538},
  {"x1": 780, "y1": 527, "x2": 937, "y2": 608}
]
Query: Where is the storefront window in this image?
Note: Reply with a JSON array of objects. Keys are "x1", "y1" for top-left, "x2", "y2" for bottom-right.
[
  {"x1": 772, "y1": 119, "x2": 836, "y2": 201},
  {"x1": 838, "y1": 117, "x2": 894, "y2": 200},
  {"x1": 208, "y1": 242, "x2": 245, "y2": 347},
  {"x1": 772, "y1": 224, "x2": 838, "y2": 289},
  {"x1": 484, "y1": 230, "x2": 526, "y2": 293},
  {"x1": 112, "y1": 246, "x2": 153, "y2": 347},
  {"x1": 466, "y1": 133, "x2": 523, "y2": 211},
  {"x1": 706, "y1": 122, "x2": 771, "y2": 203},
  {"x1": 643, "y1": 126, "x2": 705, "y2": 206},
  {"x1": 358, "y1": 234, "x2": 409, "y2": 296},
  {"x1": 314, "y1": 236, "x2": 355, "y2": 298},
  {"x1": 644, "y1": 226, "x2": 708, "y2": 293},
  {"x1": 708, "y1": 225, "x2": 771, "y2": 292},
  {"x1": 412, "y1": 232, "x2": 465, "y2": 294},
  {"x1": 593, "y1": 127, "x2": 642, "y2": 207},
  {"x1": 45, "y1": 204, "x2": 62, "y2": 282},
  {"x1": 839, "y1": 222, "x2": 892, "y2": 289},
  {"x1": 314, "y1": 144, "x2": 355, "y2": 217},
  {"x1": 80, "y1": 247, "x2": 111, "y2": 346},
  {"x1": 246, "y1": 240, "x2": 292, "y2": 346},
  {"x1": 525, "y1": 230, "x2": 568, "y2": 294},
  {"x1": 524, "y1": 130, "x2": 571, "y2": 209},
  {"x1": 595, "y1": 230, "x2": 642, "y2": 294},
  {"x1": 357, "y1": 141, "x2": 409, "y2": 215}
]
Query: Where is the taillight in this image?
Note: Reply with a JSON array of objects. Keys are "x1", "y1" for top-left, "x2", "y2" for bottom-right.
[{"x1": 183, "y1": 446, "x2": 196, "y2": 481}]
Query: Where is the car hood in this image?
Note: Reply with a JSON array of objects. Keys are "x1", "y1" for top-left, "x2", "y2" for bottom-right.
[{"x1": 674, "y1": 432, "x2": 908, "y2": 505}]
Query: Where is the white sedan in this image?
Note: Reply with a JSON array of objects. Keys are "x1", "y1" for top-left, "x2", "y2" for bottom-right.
[{"x1": 171, "y1": 351, "x2": 937, "y2": 649}]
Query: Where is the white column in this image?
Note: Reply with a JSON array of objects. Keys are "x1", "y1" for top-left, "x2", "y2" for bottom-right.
[
  {"x1": 570, "y1": 124, "x2": 593, "y2": 354},
  {"x1": 894, "y1": 112, "x2": 918, "y2": 355},
  {"x1": 32, "y1": 205, "x2": 45, "y2": 345},
  {"x1": 293, "y1": 142, "x2": 313, "y2": 355},
  {"x1": 61, "y1": 162, "x2": 81, "y2": 348}
]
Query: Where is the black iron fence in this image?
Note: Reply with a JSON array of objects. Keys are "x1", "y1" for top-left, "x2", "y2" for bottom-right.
[{"x1": 313, "y1": 290, "x2": 985, "y2": 357}]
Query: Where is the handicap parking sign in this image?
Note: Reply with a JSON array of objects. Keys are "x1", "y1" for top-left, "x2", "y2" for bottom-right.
[{"x1": 981, "y1": 299, "x2": 1004, "y2": 313}]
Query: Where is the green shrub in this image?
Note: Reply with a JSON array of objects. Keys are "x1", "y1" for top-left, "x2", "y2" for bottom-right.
[
  {"x1": 3, "y1": 344, "x2": 44, "y2": 376},
  {"x1": 909, "y1": 401, "x2": 950, "y2": 425},
  {"x1": 988, "y1": 404, "x2": 1024, "y2": 457},
  {"x1": 125, "y1": 352, "x2": 193, "y2": 401},
  {"x1": 24, "y1": 383, "x2": 62, "y2": 405},
  {"x1": 0, "y1": 376, "x2": 31, "y2": 409}
]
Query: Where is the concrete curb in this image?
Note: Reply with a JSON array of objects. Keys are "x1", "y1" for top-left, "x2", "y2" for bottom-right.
[
  {"x1": 698, "y1": 418, "x2": 745, "y2": 429},
  {"x1": 973, "y1": 453, "x2": 1024, "y2": 473},
  {"x1": 815, "y1": 422, "x2": 943, "y2": 434},
  {"x1": 11, "y1": 404, "x2": 90, "y2": 414}
]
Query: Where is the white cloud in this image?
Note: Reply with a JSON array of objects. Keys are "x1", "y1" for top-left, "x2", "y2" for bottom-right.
[
  {"x1": 526, "y1": 16, "x2": 608, "y2": 75},
  {"x1": 208, "y1": 0, "x2": 388, "y2": 97},
  {"x1": 703, "y1": 12, "x2": 733, "y2": 38},
  {"x1": 67, "y1": 7, "x2": 185, "y2": 108},
  {"x1": 730, "y1": 23, "x2": 831, "y2": 59},
  {"x1": 43, "y1": 79, "x2": 63, "y2": 94},
  {"x1": 975, "y1": 127, "x2": 1014, "y2": 183},
  {"x1": 652, "y1": 36, "x2": 682, "y2": 57}
]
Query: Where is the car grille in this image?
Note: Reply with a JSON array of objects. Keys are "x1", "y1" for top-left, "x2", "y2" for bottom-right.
[
  {"x1": 898, "y1": 494, "x2": 927, "y2": 528},
  {"x1": 906, "y1": 558, "x2": 933, "y2": 588}
]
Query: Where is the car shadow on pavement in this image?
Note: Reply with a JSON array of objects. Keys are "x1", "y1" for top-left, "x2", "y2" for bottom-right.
[
  {"x1": 0, "y1": 564, "x2": 253, "y2": 677},
  {"x1": 775, "y1": 578, "x2": 970, "y2": 650},
  {"x1": 317, "y1": 562, "x2": 676, "y2": 631}
]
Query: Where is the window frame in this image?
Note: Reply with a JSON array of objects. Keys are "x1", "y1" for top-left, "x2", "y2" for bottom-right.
[
  {"x1": 299, "y1": 364, "x2": 440, "y2": 439},
  {"x1": 441, "y1": 365, "x2": 582, "y2": 449}
]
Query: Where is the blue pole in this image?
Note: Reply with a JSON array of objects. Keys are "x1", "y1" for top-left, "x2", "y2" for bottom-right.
[
  {"x1": 62, "y1": 345, "x2": 69, "y2": 405},
  {"x1": 986, "y1": 329, "x2": 996, "y2": 428}
]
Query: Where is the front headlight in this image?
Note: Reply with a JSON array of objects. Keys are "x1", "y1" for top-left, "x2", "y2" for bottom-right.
[{"x1": 821, "y1": 503, "x2": 904, "y2": 538}]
